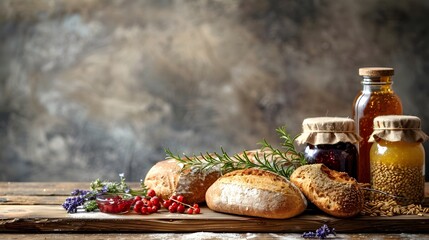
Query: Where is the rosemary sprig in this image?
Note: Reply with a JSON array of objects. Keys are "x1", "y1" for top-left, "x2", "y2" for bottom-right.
[
  {"x1": 258, "y1": 126, "x2": 308, "y2": 175},
  {"x1": 165, "y1": 126, "x2": 307, "y2": 179}
]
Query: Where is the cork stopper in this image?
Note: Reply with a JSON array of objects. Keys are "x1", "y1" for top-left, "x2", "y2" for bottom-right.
[
  {"x1": 296, "y1": 117, "x2": 361, "y2": 145},
  {"x1": 369, "y1": 115, "x2": 429, "y2": 143},
  {"x1": 359, "y1": 67, "x2": 394, "y2": 77}
]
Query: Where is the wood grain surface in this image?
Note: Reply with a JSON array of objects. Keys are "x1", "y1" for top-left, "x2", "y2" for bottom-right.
[
  {"x1": 4, "y1": 233, "x2": 429, "y2": 240},
  {"x1": 0, "y1": 182, "x2": 428, "y2": 237}
]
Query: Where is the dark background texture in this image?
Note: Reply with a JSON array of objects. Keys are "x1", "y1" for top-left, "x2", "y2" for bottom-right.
[{"x1": 1, "y1": 0, "x2": 429, "y2": 181}]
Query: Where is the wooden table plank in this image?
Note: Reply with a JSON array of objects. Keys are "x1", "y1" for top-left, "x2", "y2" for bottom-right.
[
  {"x1": 1, "y1": 182, "x2": 428, "y2": 234},
  {"x1": 0, "y1": 196, "x2": 64, "y2": 205},
  {"x1": 0, "y1": 182, "x2": 142, "y2": 196},
  {"x1": 0, "y1": 205, "x2": 428, "y2": 233},
  {"x1": 2, "y1": 233, "x2": 429, "y2": 240}
]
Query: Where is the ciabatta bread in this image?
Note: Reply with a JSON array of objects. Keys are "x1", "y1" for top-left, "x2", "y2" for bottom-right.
[
  {"x1": 144, "y1": 159, "x2": 221, "y2": 204},
  {"x1": 290, "y1": 164, "x2": 364, "y2": 218},
  {"x1": 205, "y1": 168, "x2": 307, "y2": 219}
]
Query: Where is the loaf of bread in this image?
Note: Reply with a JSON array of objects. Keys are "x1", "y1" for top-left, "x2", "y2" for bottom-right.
[
  {"x1": 205, "y1": 168, "x2": 307, "y2": 219},
  {"x1": 143, "y1": 149, "x2": 271, "y2": 204},
  {"x1": 290, "y1": 164, "x2": 364, "y2": 218},
  {"x1": 144, "y1": 159, "x2": 221, "y2": 204}
]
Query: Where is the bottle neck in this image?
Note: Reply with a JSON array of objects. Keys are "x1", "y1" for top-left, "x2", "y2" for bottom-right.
[{"x1": 361, "y1": 76, "x2": 394, "y2": 92}]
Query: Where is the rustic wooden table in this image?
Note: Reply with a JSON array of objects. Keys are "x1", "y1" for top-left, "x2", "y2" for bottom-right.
[{"x1": 1, "y1": 182, "x2": 429, "y2": 239}]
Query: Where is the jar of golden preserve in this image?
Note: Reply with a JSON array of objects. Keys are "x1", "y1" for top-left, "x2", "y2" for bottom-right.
[
  {"x1": 369, "y1": 115, "x2": 428, "y2": 204},
  {"x1": 353, "y1": 67, "x2": 403, "y2": 183},
  {"x1": 296, "y1": 117, "x2": 361, "y2": 178}
]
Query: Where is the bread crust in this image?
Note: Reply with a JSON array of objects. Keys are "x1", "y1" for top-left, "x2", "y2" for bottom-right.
[
  {"x1": 205, "y1": 168, "x2": 307, "y2": 219},
  {"x1": 290, "y1": 164, "x2": 364, "y2": 218},
  {"x1": 144, "y1": 159, "x2": 221, "y2": 204}
]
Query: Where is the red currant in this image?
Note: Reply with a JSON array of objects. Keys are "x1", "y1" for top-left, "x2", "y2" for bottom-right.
[
  {"x1": 177, "y1": 195, "x2": 184, "y2": 203},
  {"x1": 168, "y1": 205, "x2": 177, "y2": 213},
  {"x1": 177, "y1": 204, "x2": 185, "y2": 213},
  {"x1": 141, "y1": 206, "x2": 148, "y2": 215},
  {"x1": 134, "y1": 196, "x2": 142, "y2": 202},
  {"x1": 147, "y1": 189, "x2": 156, "y2": 198},
  {"x1": 134, "y1": 200, "x2": 143, "y2": 213},
  {"x1": 145, "y1": 201, "x2": 153, "y2": 208},
  {"x1": 170, "y1": 195, "x2": 177, "y2": 200},
  {"x1": 146, "y1": 206, "x2": 154, "y2": 214},
  {"x1": 163, "y1": 200, "x2": 172, "y2": 208},
  {"x1": 151, "y1": 205, "x2": 158, "y2": 213},
  {"x1": 194, "y1": 207, "x2": 200, "y2": 214},
  {"x1": 193, "y1": 203, "x2": 199, "y2": 209},
  {"x1": 150, "y1": 196, "x2": 160, "y2": 206},
  {"x1": 186, "y1": 208, "x2": 193, "y2": 214}
]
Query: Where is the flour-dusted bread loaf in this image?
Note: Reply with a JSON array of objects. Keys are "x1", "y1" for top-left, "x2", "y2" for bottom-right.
[
  {"x1": 290, "y1": 164, "x2": 364, "y2": 218},
  {"x1": 205, "y1": 168, "x2": 307, "y2": 219},
  {"x1": 144, "y1": 159, "x2": 221, "y2": 204}
]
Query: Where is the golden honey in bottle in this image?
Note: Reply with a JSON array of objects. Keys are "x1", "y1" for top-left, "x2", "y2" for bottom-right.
[
  {"x1": 352, "y1": 67, "x2": 402, "y2": 183},
  {"x1": 369, "y1": 115, "x2": 428, "y2": 204}
]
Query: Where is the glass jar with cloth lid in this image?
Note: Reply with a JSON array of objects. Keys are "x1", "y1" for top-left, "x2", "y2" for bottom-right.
[
  {"x1": 369, "y1": 115, "x2": 428, "y2": 204},
  {"x1": 296, "y1": 117, "x2": 361, "y2": 178}
]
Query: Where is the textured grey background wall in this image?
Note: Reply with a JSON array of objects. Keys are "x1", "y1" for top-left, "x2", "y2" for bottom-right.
[{"x1": 1, "y1": 0, "x2": 429, "y2": 181}]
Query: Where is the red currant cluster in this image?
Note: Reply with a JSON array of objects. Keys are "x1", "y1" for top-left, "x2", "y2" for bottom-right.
[
  {"x1": 162, "y1": 195, "x2": 200, "y2": 214},
  {"x1": 132, "y1": 189, "x2": 160, "y2": 215},
  {"x1": 131, "y1": 189, "x2": 201, "y2": 215}
]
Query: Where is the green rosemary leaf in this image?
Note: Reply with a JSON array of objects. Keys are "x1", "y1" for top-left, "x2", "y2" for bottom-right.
[{"x1": 165, "y1": 126, "x2": 307, "y2": 179}]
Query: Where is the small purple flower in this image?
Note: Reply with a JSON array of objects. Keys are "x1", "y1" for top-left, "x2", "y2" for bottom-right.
[
  {"x1": 71, "y1": 189, "x2": 90, "y2": 196},
  {"x1": 62, "y1": 195, "x2": 85, "y2": 213},
  {"x1": 71, "y1": 189, "x2": 80, "y2": 196},
  {"x1": 302, "y1": 224, "x2": 336, "y2": 239},
  {"x1": 63, "y1": 189, "x2": 93, "y2": 213}
]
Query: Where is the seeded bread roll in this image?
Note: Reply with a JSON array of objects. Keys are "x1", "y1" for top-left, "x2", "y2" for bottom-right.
[
  {"x1": 205, "y1": 168, "x2": 307, "y2": 219},
  {"x1": 144, "y1": 159, "x2": 221, "y2": 204},
  {"x1": 290, "y1": 164, "x2": 364, "y2": 218}
]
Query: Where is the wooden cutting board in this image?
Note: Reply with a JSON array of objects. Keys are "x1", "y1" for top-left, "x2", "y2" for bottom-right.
[{"x1": 0, "y1": 182, "x2": 428, "y2": 233}]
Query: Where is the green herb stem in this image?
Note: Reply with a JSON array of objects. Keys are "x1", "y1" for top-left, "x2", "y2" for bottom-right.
[{"x1": 165, "y1": 126, "x2": 307, "y2": 179}]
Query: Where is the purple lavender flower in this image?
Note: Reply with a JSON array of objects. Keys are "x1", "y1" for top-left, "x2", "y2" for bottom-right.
[
  {"x1": 71, "y1": 189, "x2": 90, "y2": 196},
  {"x1": 62, "y1": 195, "x2": 85, "y2": 213},
  {"x1": 101, "y1": 185, "x2": 109, "y2": 193},
  {"x1": 63, "y1": 189, "x2": 94, "y2": 213},
  {"x1": 302, "y1": 224, "x2": 336, "y2": 239}
]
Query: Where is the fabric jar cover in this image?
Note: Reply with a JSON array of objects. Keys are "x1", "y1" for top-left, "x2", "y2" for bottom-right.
[
  {"x1": 368, "y1": 115, "x2": 429, "y2": 143},
  {"x1": 296, "y1": 117, "x2": 361, "y2": 145}
]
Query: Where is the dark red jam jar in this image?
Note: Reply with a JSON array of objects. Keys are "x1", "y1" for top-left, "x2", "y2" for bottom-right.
[
  {"x1": 304, "y1": 142, "x2": 358, "y2": 177},
  {"x1": 296, "y1": 117, "x2": 360, "y2": 178}
]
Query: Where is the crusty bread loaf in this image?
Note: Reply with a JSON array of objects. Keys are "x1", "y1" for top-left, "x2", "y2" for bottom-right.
[
  {"x1": 144, "y1": 159, "x2": 221, "y2": 204},
  {"x1": 205, "y1": 168, "x2": 307, "y2": 219},
  {"x1": 290, "y1": 164, "x2": 364, "y2": 218},
  {"x1": 143, "y1": 149, "x2": 273, "y2": 204}
]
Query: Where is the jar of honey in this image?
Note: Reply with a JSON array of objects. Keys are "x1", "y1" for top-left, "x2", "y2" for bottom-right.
[
  {"x1": 369, "y1": 115, "x2": 428, "y2": 204},
  {"x1": 296, "y1": 117, "x2": 361, "y2": 178},
  {"x1": 352, "y1": 67, "x2": 403, "y2": 183}
]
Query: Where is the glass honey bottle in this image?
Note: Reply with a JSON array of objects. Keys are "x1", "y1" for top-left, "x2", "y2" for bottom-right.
[{"x1": 352, "y1": 67, "x2": 402, "y2": 183}]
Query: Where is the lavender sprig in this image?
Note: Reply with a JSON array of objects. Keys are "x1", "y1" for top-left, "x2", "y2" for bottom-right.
[
  {"x1": 302, "y1": 224, "x2": 336, "y2": 239},
  {"x1": 62, "y1": 194, "x2": 87, "y2": 213}
]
